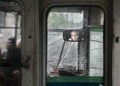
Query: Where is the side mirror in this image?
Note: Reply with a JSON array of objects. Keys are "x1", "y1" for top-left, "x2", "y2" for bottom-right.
[{"x1": 63, "y1": 29, "x2": 85, "y2": 42}]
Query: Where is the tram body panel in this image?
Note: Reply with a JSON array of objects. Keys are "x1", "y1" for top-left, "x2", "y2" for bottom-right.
[
  {"x1": 19, "y1": 0, "x2": 44, "y2": 86},
  {"x1": 113, "y1": 0, "x2": 120, "y2": 86},
  {"x1": 40, "y1": 0, "x2": 112, "y2": 86},
  {"x1": 19, "y1": 0, "x2": 40, "y2": 86},
  {"x1": 13, "y1": 0, "x2": 119, "y2": 86},
  {"x1": 0, "y1": 0, "x2": 114, "y2": 86},
  {"x1": 39, "y1": 0, "x2": 112, "y2": 86},
  {"x1": 40, "y1": 0, "x2": 111, "y2": 8}
]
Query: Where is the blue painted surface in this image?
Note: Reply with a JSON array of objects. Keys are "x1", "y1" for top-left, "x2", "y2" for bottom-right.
[{"x1": 47, "y1": 82, "x2": 103, "y2": 86}]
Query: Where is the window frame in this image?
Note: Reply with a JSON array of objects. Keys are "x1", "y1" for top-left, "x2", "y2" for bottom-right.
[
  {"x1": 43, "y1": 3, "x2": 112, "y2": 86},
  {"x1": 0, "y1": 0, "x2": 22, "y2": 68}
]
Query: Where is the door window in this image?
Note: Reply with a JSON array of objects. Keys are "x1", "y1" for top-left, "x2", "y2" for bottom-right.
[
  {"x1": 0, "y1": 1, "x2": 21, "y2": 86},
  {"x1": 47, "y1": 6, "x2": 104, "y2": 86}
]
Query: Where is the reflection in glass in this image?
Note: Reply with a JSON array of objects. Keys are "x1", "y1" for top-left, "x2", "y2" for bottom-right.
[{"x1": 63, "y1": 29, "x2": 85, "y2": 42}]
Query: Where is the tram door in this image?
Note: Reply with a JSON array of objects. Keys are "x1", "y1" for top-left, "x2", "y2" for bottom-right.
[
  {"x1": 47, "y1": 6, "x2": 104, "y2": 86},
  {"x1": 0, "y1": 1, "x2": 22, "y2": 86}
]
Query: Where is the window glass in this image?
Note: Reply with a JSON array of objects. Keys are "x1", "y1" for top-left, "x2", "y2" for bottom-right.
[
  {"x1": 48, "y1": 12, "x2": 83, "y2": 29},
  {"x1": 89, "y1": 28, "x2": 103, "y2": 76},
  {"x1": 6, "y1": 12, "x2": 16, "y2": 27},
  {"x1": 47, "y1": 6, "x2": 104, "y2": 86},
  {"x1": 0, "y1": 1, "x2": 21, "y2": 86},
  {"x1": 0, "y1": 11, "x2": 5, "y2": 27}
]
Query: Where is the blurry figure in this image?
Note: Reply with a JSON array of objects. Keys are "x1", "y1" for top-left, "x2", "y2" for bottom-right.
[
  {"x1": 2, "y1": 38, "x2": 21, "y2": 60},
  {"x1": 69, "y1": 31, "x2": 79, "y2": 42},
  {"x1": 1, "y1": 38, "x2": 21, "y2": 86},
  {"x1": 0, "y1": 48, "x2": 5, "y2": 86},
  {"x1": 0, "y1": 71, "x2": 5, "y2": 86},
  {"x1": 14, "y1": 39, "x2": 21, "y2": 86},
  {"x1": 16, "y1": 39, "x2": 21, "y2": 51},
  {"x1": 0, "y1": 48, "x2": 1, "y2": 59}
]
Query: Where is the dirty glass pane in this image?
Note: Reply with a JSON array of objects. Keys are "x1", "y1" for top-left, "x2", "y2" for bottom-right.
[
  {"x1": 0, "y1": 1, "x2": 21, "y2": 86},
  {"x1": 89, "y1": 28, "x2": 103, "y2": 76},
  {"x1": 0, "y1": 29, "x2": 15, "y2": 53},
  {"x1": 6, "y1": 13, "x2": 16, "y2": 27},
  {"x1": 17, "y1": 15, "x2": 21, "y2": 28},
  {"x1": 48, "y1": 12, "x2": 83, "y2": 29},
  {"x1": 47, "y1": 6, "x2": 104, "y2": 86},
  {"x1": 0, "y1": 11, "x2": 5, "y2": 27}
]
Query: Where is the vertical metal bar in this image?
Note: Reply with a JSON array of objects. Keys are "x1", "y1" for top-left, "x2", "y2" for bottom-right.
[
  {"x1": 4, "y1": 12, "x2": 6, "y2": 27},
  {"x1": 15, "y1": 14, "x2": 19, "y2": 39},
  {"x1": 56, "y1": 41, "x2": 65, "y2": 69},
  {"x1": 84, "y1": 8, "x2": 90, "y2": 75},
  {"x1": 77, "y1": 42, "x2": 80, "y2": 70}
]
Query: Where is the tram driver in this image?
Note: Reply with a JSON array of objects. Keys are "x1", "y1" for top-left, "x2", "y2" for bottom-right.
[{"x1": 68, "y1": 31, "x2": 79, "y2": 42}]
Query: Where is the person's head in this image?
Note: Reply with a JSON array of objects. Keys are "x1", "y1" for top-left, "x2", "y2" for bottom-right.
[
  {"x1": 6, "y1": 38, "x2": 16, "y2": 49},
  {"x1": 70, "y1": 31, "x2": 79, "y2": 41}
]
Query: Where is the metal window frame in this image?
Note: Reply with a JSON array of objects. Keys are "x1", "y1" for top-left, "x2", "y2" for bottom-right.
[{"x1": 43, "y1": 3, "x2": 112, "y2": 86}]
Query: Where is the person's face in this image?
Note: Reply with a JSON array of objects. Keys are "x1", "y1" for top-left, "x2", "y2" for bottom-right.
[{"x1": 71, "y1": 31, "x2": 79, "y2": 41}]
